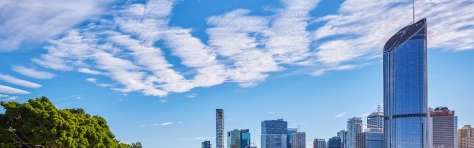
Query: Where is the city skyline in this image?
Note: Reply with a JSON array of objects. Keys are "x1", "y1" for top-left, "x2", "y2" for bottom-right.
[{"x1": 0, "y1": 0, "x2": 473, "y2": 147}]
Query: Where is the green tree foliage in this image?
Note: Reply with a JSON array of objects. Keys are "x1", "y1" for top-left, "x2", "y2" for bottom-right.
[
  {"x1": 130, "y1": 142, "x2": 142, "y2": 148},
  {"x1": 0, "y1": 96, "x2": 137, "y2": 148}
]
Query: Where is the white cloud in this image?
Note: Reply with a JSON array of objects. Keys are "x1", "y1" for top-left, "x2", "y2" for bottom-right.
[
  {"x1": 159, "y1": 99, "x2": 167, "y2": 103},
  {"x1": 268, "y1": 111, "x2": 274, "y2": 114},
  {"x1": 362, "y1": 113, "x2": 370, "y2": 117},
  {"x1": 86, "y1": 78, "x2": 97, "y2": 83},
  {"x1": 0, "y1": 73, "x2": 41, "y2": 88},
  {"x1": 178, "y1": 137, "x2": 215, "y2": 141},
  {"x1": 1, "y1": 96, "x2": 18, "y2": 101},
  {"x1": 335, "y1": 112, "x2": 346, "y2": 118},
  {"x1": 11, "y1": 66, "x2": 56, "y2": 79},
  {"x1": 78, "y1": 68, "x2": 103, "y2": 75},
  {"x1": 185, "y1": 94, "x2": 197, "y2": 98},
  {"x1": 0, "y1": 94, "x2": 9, "y2": 97},
  {"x1": 0, "y1": 85, "x2": 29, "y2": 94},
  {"x1": 160, "y1": 122, "x2": 173, "y2": 126},
  {"x1": 0, "y1": 0, "x2": 113, "y2": 51}
]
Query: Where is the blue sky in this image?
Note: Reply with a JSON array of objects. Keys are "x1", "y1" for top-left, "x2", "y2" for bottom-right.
[{"x1": 1, "y1": 0, "x2": 474, "y2": 147}]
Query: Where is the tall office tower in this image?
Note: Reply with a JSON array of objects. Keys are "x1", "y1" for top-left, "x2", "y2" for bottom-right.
[
  {"x1": 347, "y1": 117, "x2": 363, "y2": 148},
  {"x1": 429, "y1": 106, "x2": 458, "y2": 148},
  {"x1": 202, "y1": 141, "x2": 212, "y2": 148},
  {"x1": 383, "y1": 18, "x2": 428, "y2": 148},
  {"x1": 228, "y1": 129, "x2": 242, "y2": 148},
  {"x1": 216, "y1": 109, "x2": 224, "y2": 148},
  {"x1": 287, "y1": 128, "x2": 298, "y2": 148},
  {"x1": 356, "y1": 132, "x2": 366, "y2": 148},
  {"x1": 458, "y1": 125, "x2": 474, "y2": 148},
  {"x1": 337, "y1": 130, "x2": 347, "y2": 148},
  {"x1": 241, "y1": 129, "x2": 251, "y2": 148},
  {"x1": 261, "y1": 119, "x2": 288, "y2": 148},
  {"x1": 367, "y1": 105, "x2": 384, "y2": 129},
  {"x1": 328, "y1": 137, "x2": 342, "y2": 148},
  {"x1": 314, "y1": 139, "x2": 326, "y2": 148},
  {"x1": 291, "y1": 132, "x2": 305, "y2": 148}
]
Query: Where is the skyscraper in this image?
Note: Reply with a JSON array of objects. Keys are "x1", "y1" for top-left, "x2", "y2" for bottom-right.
[
  {"x1": 429, "y1": 106, "x2": 458, "y2": 148},
  {"x1": 292, "y1": 132, "x2": 305, "y2": 148},
  {"x1": 458, "y1": 125, "x2": 474, "y2": 148},
  {"x1": 314, "y1": 139, "x2": 326, "y2": 148},
  {"x1": 202, "y1": 141, "x2": 212, "y2": 148},
  {"x1": 367, "y1": 105, "x2": 383, "y2": 129},
  {"x1": 383, "y1": 18, "x2": 428, "y2": 148},
  {"x1": 355, "y1": 128, "x2": 384, "y2": 148},
  {"x1": 216, "y1": 109, "x2": 224, "y2": 148},
  {"x1": 261, "y1": 119, "x2": 288, "y2": 148},
  {"x1": 328, "y1": 137, "x2": 342, "y2": 148},
  {"x1": 288, "y1": 128, "x2": 298, "y2": 148},
  {"x1": 337, "y1": 130, "x2": 347, "y2": 148},
  {"x1": 228, "y1": 129, "x2": 242, "y2": 148},
  {"x1": 241, "y1": 129, "x2": 251, "y2": 148},
  {"x1": 347, "y1": 117, "x2": 362, "y2": 148}
]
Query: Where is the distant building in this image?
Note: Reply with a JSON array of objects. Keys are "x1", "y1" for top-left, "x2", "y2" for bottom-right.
[
  {"x1": 228, "y1": 129, "x2": 242, "y2": 148},
  {"x1": 288, "y1": 128, "x2": 298, "y2": 148},
  {"x1": 202, "y1": 141, "x2": 212, "y2": 148},
  {"x1": 313, "y1": 139, "x2": 326, "y2": 148},
  {"x1": 291, "y1": 132, "x2": 305, "y2": 148},
  {"x1": 355, "y1": 129, "x2": 383, "y2": 148},
  {"x1": 347, "y1": 117, "x2": 362, "y2": 148},
  {"x1": 337, "y1": 130, "x2": 347, "y2": 148},
  {"x1": 458, "y1": 125, "x2": 474, "y2": 148},
  {"x1": 241, "y1": 129, "x2": 251, "y2": 148},
  {"x1": 216, "y1": 109, "x2": 224, "y2": 148},
  {"x1": 367, "y1": 105, "x2": 383, "y2": 129},
  {"x1": 261, "y1": 119, "x2": 288, "y2": 148},
  {"x1": 328, "y1": 137, "x2": 342, "y2": 148},
  {"x1": 429, "y1": 106, "x2": 458, "y2": 148}
]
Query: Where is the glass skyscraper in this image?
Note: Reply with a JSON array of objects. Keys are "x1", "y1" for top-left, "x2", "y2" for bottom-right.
[
  {"x1": 216, "y1": 109, "x2": 224, "y2": 148},
  {"x1": 261, "y1": 119, "x2": 288, "y2": 148},
  {"x1": 241, "y1": 129, "x2": 251, "y2": 148},
  {"x1": 347, "y1": 117, "x2": 362, "y2": 148},
  {"x1": 328, "y1": 137, "x2": 342, "y2": 148},
  {"x1": 383, "y1": 18, "x2": 428, "y2": 148},
  {"x1": 228, "y1": 129, "x2": 241, "y2": 148},
  {"x1": 287, "y1": 128, "x2": 298, "y2": 148}
]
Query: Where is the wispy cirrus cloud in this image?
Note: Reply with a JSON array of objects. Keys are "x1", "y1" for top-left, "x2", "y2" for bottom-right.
[
  {"x1": 0, "y1": 74, "x2": 41, "y2": 88},
  {"x1": 335, "y1": 112, "x2": 346, "y2": 118},
  {"x1": 185, "y1": 94, "x2": 197, "y2": 98},
  {"x1": 11, "y1": 66, "x2": 56, "y2": 79},
  {"x1": 150, "y1": 122, "x2": 173, "y2": 126},
  {"x1": 0, "y1": 0, "x2": 113, "y2": 51},
  {"x1": 78, "y1": 68, "x2": 103, "y2": 75},
  {"x1": 178, "y1": 137, "x2": 215, "y2": 141},
  {"x1": 0, "y1": 85, "x2": 29, "y2": 95}
]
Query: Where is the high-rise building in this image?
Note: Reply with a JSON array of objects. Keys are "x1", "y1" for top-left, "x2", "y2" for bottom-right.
[
  {"x1": 202, "y1": 141, "x2": 212, "y2": 148},
  {"x1": 288, "y1": 128, "x2": 298, "y2": 148},
  {"x1": 367, "y1": 105, "x2": 383, "y2": 129},
  {"x1": 291, "y1": 132, "x2": 305, "y2": 148},
  {"x1": 337, "y1": 130, "x2": 347, "y2": 148},
  {"x1": 328, "y1": 137, "x2": 342, "y2": 148},
  {"x1": 216, "y1": 109, "x2": 224, "y2": 148},
  {"x1": 355, "y1": 128, "x2": 384, "y2": 148},
  {"x1": 458, "y1": 125, "x2": 474, "y2": 148},
  {"x1": 228, "y1": 129, "x2": 242, "y2": 148},
  {"x1": 241, "y1": 129, "x2": 251, "y2": 148},
  {"x1": 383, "y1": 18, "x2": 428, "y2": 148},
  {"x1": 347, "y1": 117, "x2": 362, "y2": 148},
  {"x1": 429, "y1": 106, "x2": 458, "y2": 148},
  {"x1": 261, "y1": 119, "x2": 288, "y2": 148},
  {"x1": 314, "y1": 139, "x2": 326, "y2": 148}
]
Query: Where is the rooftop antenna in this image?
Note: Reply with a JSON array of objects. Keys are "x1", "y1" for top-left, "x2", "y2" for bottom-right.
[
  {"x1": 377, "y1": 104, "x2": 382, "y2": 113},
  {"x1": 413, "y1": 0, "x2": 415, "y2": 23}
]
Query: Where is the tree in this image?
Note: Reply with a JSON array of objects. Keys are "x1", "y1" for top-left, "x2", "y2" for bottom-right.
[
  {"x1": 130, "y1": 142, "x2": 142, "y2": 148},
  {"x1": 0, "y1": 96, "x2": 137, "y2": 148}
]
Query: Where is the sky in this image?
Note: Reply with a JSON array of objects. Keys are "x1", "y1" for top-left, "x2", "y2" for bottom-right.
[{"x1": 0, "y1": 0, "x2": 474, "y2": 147}]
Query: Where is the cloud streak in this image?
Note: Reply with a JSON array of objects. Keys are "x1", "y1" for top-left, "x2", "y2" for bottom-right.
[
  {"x1": 0, "y1": 74, "x2": 41, "y2": 88},
  {"x1": 0, "y1": 85, "x2": 29, "y2": 95},
  {"x1": 11, "y1": 66, "x2": 56, "y2": 79},
  {"x1": 335, "y1": 112, "x2": 346, "y2": 118}
]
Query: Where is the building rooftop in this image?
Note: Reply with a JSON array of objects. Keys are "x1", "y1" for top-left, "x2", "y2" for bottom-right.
[{"x1": 384, "y1": 18, "x2": 426, "y2": 52}]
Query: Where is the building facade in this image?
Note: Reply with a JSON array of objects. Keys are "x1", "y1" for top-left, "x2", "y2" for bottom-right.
[
  {"x1": 328, "y1": 137, "x2": 342, "y2": 148},
  {"x1": 355, "y1": 128, "x2": 384, "y2": 148},
  {"x1": 347, "y1": 117, "x2": 363, "y2": 148},
  {"x1": 314, "y1": 139, "x2": 326, "y2": 148},
  {"x1": 458, "y1": 125, "x2": 474, "y2": 148},
  {"x1": 202, "y1": 141, "x2": 212, "y2": 148},
  {"x1": 216, "y1": 109, "x2": 224, "y2": 148},
  {"x1": 262, "y1": 119, "x2": 288, "y2": 148},
  {"x1": 383, "y1": 18, "x2": 428, "y2": 148},
  {"x1": 228, "y1": 129, "x2": 241, "y2": 148},
  {"x1": 429, "y1": 106, "x2": 458, "y2": 148},
  {"x1": 367, "y1": 105, "x2": 383, "y2": 129},
  {"x1": 287, "y1": 128, "x2": 298, "y2": 148},
  {"x1": 356, "y1": 132, "x2": 366, "y2": 148},
  {"x1": 291, "y1": 132, "x2": 305, "y2": 148},
  {"x1": 241, "y1": 129, "x2": 251, "y2": 148},
  {"x1": 337, "y1": 130, "x2": 347, "y2": 148}
]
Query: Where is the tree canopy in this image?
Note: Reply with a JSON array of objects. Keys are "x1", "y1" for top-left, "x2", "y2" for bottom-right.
[{"x1": 0, "y1": 96, "x2": 139, "y2": 148}]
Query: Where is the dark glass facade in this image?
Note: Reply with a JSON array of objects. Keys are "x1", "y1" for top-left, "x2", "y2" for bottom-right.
[
  {"x1": 202, "y1": 141, "x2": 211, "y2": 148},
  {"x1": 328, "y1": 137, "x2": 341, "y2": 148},
  {"x1": 261, "y1": 119, "x2": 287, "y2": 134},
  {"x1": 287, "y1": 128, "x2": 297, "y2": 148},
  {"x1": 241, "y1": 129, "x2": 251, "y2": 148},
  {"x1": 383, "y1": 18, "x2": 428, "y2": 148}
]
